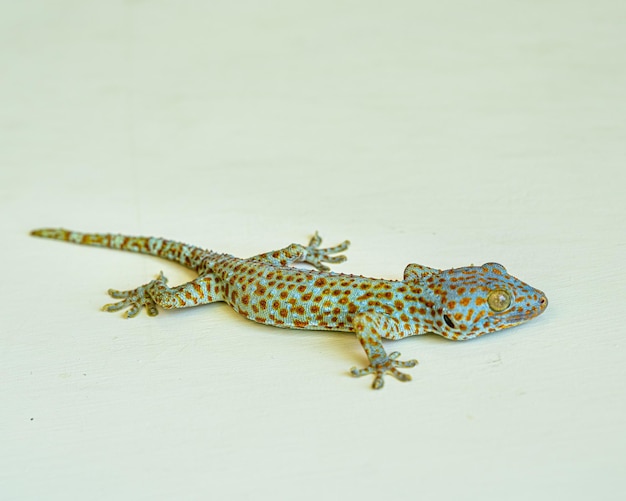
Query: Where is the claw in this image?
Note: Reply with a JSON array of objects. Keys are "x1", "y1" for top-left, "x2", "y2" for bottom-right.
[
  {"x1": 388, "y1": 367, "x2": 412, "y2": 382},
  {"x1": 350, "y1": 353, "x2": 418, "y2": 389},
  {"x1": 101, "y1": 276, "x2": 163, "y2": 317},
  {"x1": 102, "y1": 299, "x2": 131, "y2": 312},
  {"x1": 323, "y1": 254, "x2": 347, "y2": 264},
  {"x1": 308, "y1": 231, "x2": 323, "y2": 248},
  {"x1": 125, "y1": 304, "x2": 141, "y2": 318},
  {"x1": 350, "y1": 365, "x2": 374, "y2": 377},
  {"x1": 304, "y1": 233, "x2": 350, "y2": 272}
]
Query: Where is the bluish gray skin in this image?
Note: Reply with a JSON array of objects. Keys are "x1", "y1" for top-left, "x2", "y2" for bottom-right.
[{"x1": 31, "y1": 229, "x2": 548, "y2": 389}]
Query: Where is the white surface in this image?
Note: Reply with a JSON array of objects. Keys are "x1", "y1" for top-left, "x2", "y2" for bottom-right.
[{"x1": 1, "y1": 1, "x2": 625, "y2": 500}]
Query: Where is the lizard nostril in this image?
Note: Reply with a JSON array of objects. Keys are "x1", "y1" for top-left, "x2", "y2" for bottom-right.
[{"x1": 540, "y1": 295, "x2": 548, "y2": 308}]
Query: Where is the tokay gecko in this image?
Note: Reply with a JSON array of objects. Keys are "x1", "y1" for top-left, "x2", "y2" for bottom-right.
[{"x1": 31, "y1": 229, "x2": 548, "y2": 389}]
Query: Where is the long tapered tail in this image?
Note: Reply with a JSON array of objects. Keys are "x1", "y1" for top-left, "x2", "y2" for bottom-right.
[{"x1": 30, "y1": 228, "x2": 212, "y2": 270}]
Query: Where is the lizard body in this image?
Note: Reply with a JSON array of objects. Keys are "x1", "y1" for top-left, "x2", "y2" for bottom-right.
[{"x1": 31, "y1": 229, "x2": 548, "y2": 389}]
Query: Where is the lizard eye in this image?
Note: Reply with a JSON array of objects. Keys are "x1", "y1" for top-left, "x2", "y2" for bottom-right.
[{"x1": 487, "y1": 289, "x2": 511, "y2": 312}]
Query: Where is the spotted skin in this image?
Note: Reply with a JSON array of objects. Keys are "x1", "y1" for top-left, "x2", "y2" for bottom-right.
[{"x1": 31, "y1": 228, "x2": 548, "y2": 389}]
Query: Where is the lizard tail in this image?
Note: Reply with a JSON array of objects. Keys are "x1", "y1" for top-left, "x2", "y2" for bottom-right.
[{"x1": 30, "y1": 228, "x2": 210, "y2": 270}]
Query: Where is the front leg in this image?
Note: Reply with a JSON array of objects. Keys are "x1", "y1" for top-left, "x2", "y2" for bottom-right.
[
  {"x1": 350, "y1": 312, "x2": 418, "y2": 389},
  {"x1": 250, "y1": 232, "x2": 350, "y2": 271},
  {"x1": 103, "y1": 273, "x2": 220, "y2": 318}
]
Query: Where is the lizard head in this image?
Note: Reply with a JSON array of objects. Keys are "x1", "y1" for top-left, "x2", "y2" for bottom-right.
[{"x1": 428, "y1": 263, "x2": 547, "y2": 341}]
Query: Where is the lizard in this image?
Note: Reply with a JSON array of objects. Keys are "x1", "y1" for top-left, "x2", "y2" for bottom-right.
[{"x1": 30, "y1": 228, "x2": 548, "y2": 389}]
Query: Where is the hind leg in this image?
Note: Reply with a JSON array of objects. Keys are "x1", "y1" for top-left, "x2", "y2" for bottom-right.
[{"x1": 103, "y1": 273, "x2": 221, "y2": 318}]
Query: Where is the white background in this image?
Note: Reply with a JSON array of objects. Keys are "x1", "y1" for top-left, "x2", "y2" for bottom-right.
[{"x1": 1, "y1": 1, "x2": 625, "y2": 499}]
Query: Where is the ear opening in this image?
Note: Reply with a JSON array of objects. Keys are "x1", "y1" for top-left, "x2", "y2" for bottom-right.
[{"x1": 443, "y1": 314, "x2": 455, "y2": 328}]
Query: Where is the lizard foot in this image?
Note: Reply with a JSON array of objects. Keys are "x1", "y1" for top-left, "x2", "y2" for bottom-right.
[
  {"x1": 304, "y1": 232, "x2": 350, "y2": 271},
  {"x1": 350, "y1": 352, "x2": 418, "y2": 390},
  {"x1": 102, "y1": 272, "x2": 167, "y2": 318}
]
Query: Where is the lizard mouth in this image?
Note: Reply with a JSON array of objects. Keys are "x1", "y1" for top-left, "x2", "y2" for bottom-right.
[
  {"x1": 502, "y1": 309, "x2": 544, "y2": 326},
  {"x1": 501, "y1": 294, "x2": 548, "y2": 326}
]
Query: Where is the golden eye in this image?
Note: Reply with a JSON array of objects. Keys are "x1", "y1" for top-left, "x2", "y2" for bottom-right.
[{"x1": 487, "y1": 289, "x2": 511, "y2": 312}]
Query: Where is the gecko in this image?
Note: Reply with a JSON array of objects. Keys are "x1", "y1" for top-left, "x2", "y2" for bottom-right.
[{"x1": 31, "y1": 228, "x2": 548, "y2": 389}]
